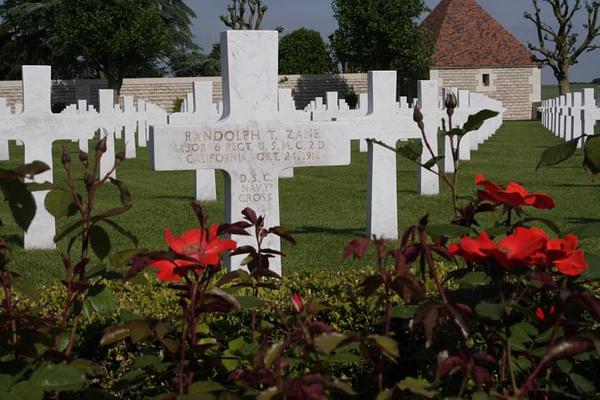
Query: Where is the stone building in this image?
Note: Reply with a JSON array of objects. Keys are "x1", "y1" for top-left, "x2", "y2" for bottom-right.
[{"x1": 422, "y1": 0, "x2": 541, "y2": 120}]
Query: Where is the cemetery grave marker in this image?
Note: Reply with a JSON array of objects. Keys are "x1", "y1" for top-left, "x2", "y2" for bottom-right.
[
  {"x1": 150, "y1": 31, "x2": 375, "y2": 274},
  {"x1": 0, "y1": 66, "x2": 109, "y2": 249}
]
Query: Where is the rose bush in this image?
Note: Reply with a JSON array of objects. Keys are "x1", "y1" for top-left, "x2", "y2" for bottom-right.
[{"x1": 1, "y1": 98, "x2": 600, "y2": 399}]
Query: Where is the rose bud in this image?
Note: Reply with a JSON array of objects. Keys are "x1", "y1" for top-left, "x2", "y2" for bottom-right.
[
  {"x1": 291, "y1": 292, "x2": 303, "y2": 313},
  {"x1": 445, "y1": 92, "x2": 457, "y2": 118},
  {"x1": 413, "y1": 105, "x2": 425, "y2": 130},
  {"x1": 61, "y1": 147, "x2": 71, "y2": 168},
  {"x1": 116, "y1": 149, "x2": 126, "y2": 162},
  {"x1": 96, "y1": 136, "x2": 108, "y2": 154},
  {"x1": 79, "y1": 150, "x2": 88, "y2": 162}
]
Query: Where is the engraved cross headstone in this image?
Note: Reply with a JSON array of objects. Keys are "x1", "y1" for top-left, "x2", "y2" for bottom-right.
[{"x1": 150, "y1": 31, "x2": 352, "y2": 275}]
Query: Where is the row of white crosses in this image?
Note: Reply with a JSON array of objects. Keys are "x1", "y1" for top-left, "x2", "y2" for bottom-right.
[
  {"x1": 0, "y1": 66, "x2": 170, "y2": 250},
  {"x1": 150, "y1": 31, "x2": 442, "y2": 274},
  {"x1": 441, "y1": 88, "x2": 505, "y2": 173},
  {"x1": 539, "y1": 88, "x2": 599, "y2": 145}
]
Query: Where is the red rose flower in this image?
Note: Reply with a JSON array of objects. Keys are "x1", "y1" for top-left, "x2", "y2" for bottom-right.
[
  {"x1": 475, "y1": 174, "x2": 555, "y2": 210},
  {"x1": 493, "y1": 227, "x2": 548, "y2": 269},
  {"x1": 151, "y1": 225, "x2": 237, "y2": 282},
  {"x1": 545, "y1": 234, "x2": 588, "y2": 276},
  {"x1": 449, "y1": 232, "x2": 496, "y2": 264},
  {"x1": 291, "y1": 292, "x2": 304, "y2": 313}
]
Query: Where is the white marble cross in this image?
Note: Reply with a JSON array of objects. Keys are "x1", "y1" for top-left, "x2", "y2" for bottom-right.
[
  {"x1": 0, "y1": 66, "x2": 107, "y2": 249},
  {"x1": 582, "y1": 88, "x2": 599, "y2": 139},
  {"x1": 150, "y1": 31, "x2": 354, "y2": 275}
]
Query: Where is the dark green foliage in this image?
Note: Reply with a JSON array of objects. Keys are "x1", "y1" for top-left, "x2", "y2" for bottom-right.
[
  {"x1": 279, "y1": 28, "x2": 336, "y2": 75},
  {"x1": 329, "y1": 0, "x2": 433, "y2": 79},
  {"x1": 55, "y1": 0, "x2": 170, "y2": 92},
  {"x1": 169, "y1": 50, "x2": 221, "y2": 77},
  {"x1": 0, "y1": 0, "x2": 197, "y2": 85}
]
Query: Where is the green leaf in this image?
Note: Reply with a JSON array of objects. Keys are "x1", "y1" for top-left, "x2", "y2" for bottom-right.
[
  {"x1": 7, "y1": 381, "x2": 43, "y2": 400},
  {"x1": 109, "y1": 248, "x2": 141, "y2": 268},
  {"x1": 391, "y1": 304, "x2": 419, "y2": 319},
  {"x1": 132, "y1": 355, "x2": 161, "y2": 369},
  {"x1": 14, "y1": 161, "x2": 50, "y2": 177},
  {"x1": 188, "y1": 381, "x2": 225, "y2": 394},
  {"x1": 423, "y1": 156, "x2": 444, "y2": 169},
  {"x1": 0, "y1": 179, "x2": 36, "y2": 231},
  {"x1": 89, "y1": 225, "x2": 111, "y2": 259},
  {"x1": 584, "y1": 135, "x2": 600, "y2": 176},
  {"x1": 536, "y1": 139, "x2": 579, "y2": 171},
  {"x1": 109, "y1": 178, "x2": 131, "y2": 205},
  {"x1": 475, "y1": 302, "x2": 505, "y2": 320},
  {"x1": 396, "y1": 377, "x2": 438, "y2": 399},
  {"x1": 100, "y1": 324, "x2": 130, "y2": 346},
  {"x1": 0, "y1": 361, "x2": 28, "y2": 392},
  {"x1": 368, "y1": 335, "x2": 399, "y2": 358},
  {"x1": 397, "y1": 140, "x2": 423, "y2": 162},
  {"x1": 570, "y1": 372, "x2": 595, "y2": 394},
  {"x1": 236, "y1": 295, "x2": 263, "y2": 310},
  {"x1": 463, "y1": 110, "x2": 499, "y2": 133},
  {"x1": 521, "y1": 217, "x2": 562, "y2": 234},
  {"x1": 45, "y1": 190, "x2": 77, "y2": 219},
  {"x1": 426, "y1": 223, "x2": 473, "y2": 238},
  {"x1": 29, "y1": 363, "x2": 86, "y2": 392},
  {"x1": 82, "y1": 285, "x2": 117, "y2": 319},
  {"x1": 457, "y1": 271, "x2": 490, "y2": 288},
  {"x1": 314, "y1": 333, "x2": 349, "y2": 355}
]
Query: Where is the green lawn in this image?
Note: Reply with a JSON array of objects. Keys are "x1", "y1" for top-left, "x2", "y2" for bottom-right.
[
  {"x1": 2, "y1": 120, "x2": 600, "y2": 285},
  {"x1": 542, "y1": 83, "x2": 599, "y2": 100}
]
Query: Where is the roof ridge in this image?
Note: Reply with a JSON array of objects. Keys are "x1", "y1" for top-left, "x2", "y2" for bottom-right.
[{"x1": 421, "y1": 0, "x2": 538, "y2": 68}]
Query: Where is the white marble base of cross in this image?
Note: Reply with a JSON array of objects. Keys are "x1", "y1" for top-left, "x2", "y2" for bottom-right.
[
  {"x1": 150, "y1": 31, "x2": 357, "y2": 275},
  {"x1": 0, "y1": 66, "x2": 107, "y2": 249}
]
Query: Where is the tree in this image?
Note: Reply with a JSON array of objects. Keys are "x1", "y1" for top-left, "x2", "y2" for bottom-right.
[
  {"x1": 0, "y1": 0, "x2": 197, "y2": 82},
  {"x1": 593, "y1": 77, "x2": 600, "y2": 84},
  {"x1": 55, "y1": 0, "x2": 170, "y2": 93},
  {"x1": 220, "y1": 0, "x2": 268, "y2": 30},
  {"x1": 279, "y1": 29, "x2": 336, "y2": 75},
  {"x1": 170, "y1": 50, "x2": 221, "y2": 77},
  {"x1": 329, "y1": 0, "x2": 433, "y2": 81},
  {"x1": 525, "y1": 0, "x2": 600, "y2": 95}
]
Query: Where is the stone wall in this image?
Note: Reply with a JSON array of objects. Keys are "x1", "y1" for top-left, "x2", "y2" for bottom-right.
[
  {"x1": 0, "y1": 69, "x2": 539, "y2": 119},
  {"x1": 429, "y1": 66, "x2": 541, "y2": 120},
  {"x1": 0, "y1": 73, "x2": 369, "y2": 112}
]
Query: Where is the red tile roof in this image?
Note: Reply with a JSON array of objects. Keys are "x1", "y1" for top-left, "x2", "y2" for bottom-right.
[{"x1": 421, "y1": 0, "x2": 539, "y2": 68}]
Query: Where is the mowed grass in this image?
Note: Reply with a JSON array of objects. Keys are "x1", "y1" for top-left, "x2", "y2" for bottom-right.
[
  {"x1": 542, "y1": 83, "x2": 599, "y2": 100},
  {"x1": 2, "y1": 120, "x2": 600, "y2": 285}
]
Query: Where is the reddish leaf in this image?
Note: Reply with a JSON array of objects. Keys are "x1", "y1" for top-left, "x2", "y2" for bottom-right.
[
  {"x1": 219, "y1": 221, "x2": 253, "y2": 236},
  {"x1": 543, "y1": 338, "x2": 593, "y2": 363},
  {"x1": 242, "y1": 208, "x2": 258, "y2": 224},
  {"x1": 269, "y1": 226, "x2": 296, "y2": 244},
  {"x1": 343, "y1": 238, "x2": 371, "y2": 260},
  {"x1": 230, "y1": 245, "x2": 256, "y2": 256},
  {"x1": 358, "y1": 275, "x2": 383, "y2": 296},
  {"x1": 436, "y1": 356, "x2": 464, "y2": 379},
  {"x1": 473, "y1": 365, "x2": 491, "y2": 389}
]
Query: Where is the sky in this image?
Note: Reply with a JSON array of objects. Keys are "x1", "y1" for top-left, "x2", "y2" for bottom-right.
[{"x1": 186, "y1": 0, "x2": 600, "y2": 84}]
